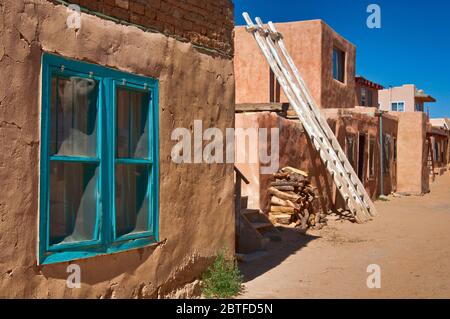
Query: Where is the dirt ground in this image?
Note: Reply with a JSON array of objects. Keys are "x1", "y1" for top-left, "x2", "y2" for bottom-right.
[{"x1": 239, "y1": 171, "x2": 450, "y2": 299}]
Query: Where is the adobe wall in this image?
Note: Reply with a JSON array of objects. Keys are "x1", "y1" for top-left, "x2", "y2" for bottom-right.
[
  {"x1": 234, "y1": 21, "x2": 323, "y2": 105},
  {"x1": 49, "y1": 0, "x2": 234, "y2": 56},
  {"x1": 234, "y1": 20, "x2": 356, "y2": 109},
  {"x1": 394, "y1": 112, "x2": 429, "y2": 195},
  {"x1": 320, "y1": 22, "x2": 356, "y2": 109},
  {"x1": 234, "y1": 114, "x2": 261, "y2": 210},
  {"x1": 0, "y1": 0, "x2": 235, "y2": 298},
  {"x1": 235, "y1": 109, "x2": 398, "y2": 214}
]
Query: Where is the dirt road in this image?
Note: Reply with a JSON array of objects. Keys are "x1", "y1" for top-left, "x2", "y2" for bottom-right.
[{"x1": 239, "y1": 172, "x2": 450, "y2": 299}]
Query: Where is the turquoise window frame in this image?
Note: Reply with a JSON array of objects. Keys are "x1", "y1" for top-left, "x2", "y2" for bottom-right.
[{"x1": 39, "y1": 53, "x2": 159, "y2": 265}]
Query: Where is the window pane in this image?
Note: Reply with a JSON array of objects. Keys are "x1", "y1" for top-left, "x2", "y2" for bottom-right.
[
  {"x1": 333, "y1": 49, "x2": 338, "y2": 80},
  {"x1": 115, "y1": 164, "x2": 150, "y2": 238},
  {"x1": 333, "y1": 47, "x2": 345, "y2": 82},
  {"x1": 116, "y1": 88, "x2": 150, "y2": 159},
  {"x1": 49, "y1": 162, "x2": 99, "y2": 246},
  {"x1": 50, "y1": 76, "x2": 99, "y2": 157}
]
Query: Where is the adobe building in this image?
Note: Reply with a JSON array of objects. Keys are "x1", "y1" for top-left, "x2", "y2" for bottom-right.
[
  {"x1": 379, "y1": 84, "x2": 436, "y2": 113},
  {"x1": 429, "y1": 118, "x2": 450, "y2": 175},
  {"x1": 355, "y1": 76, "x2": 384, "y2": 108},
  {"x1": 235, "y1": 20, "x2": 356, "y2": 109},
  {"x1": 234, "y1": 20, "x2": 398, "y2": 217},
  {"x1": 391, "y1": 111, "x2": 430, "y2": 195},
  {"x1": 0, "y1": 0, "x2": 235, "y2": 298},
  {"x1": 378, "y1": 84, "x2": 438, "y2": 194}
]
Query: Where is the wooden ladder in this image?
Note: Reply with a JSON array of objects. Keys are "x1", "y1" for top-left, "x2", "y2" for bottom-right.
[{"x1": 243, "y1": 13, "x2": 377, "y2": 223}]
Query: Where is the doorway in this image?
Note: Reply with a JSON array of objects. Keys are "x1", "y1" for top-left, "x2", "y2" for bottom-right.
[{"x1": 358, "y1": 134, "x2": 366, "y2": 181}]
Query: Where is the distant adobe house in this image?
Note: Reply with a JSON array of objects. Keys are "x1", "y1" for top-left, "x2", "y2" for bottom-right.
[
  {"x1": 429, "y1": 118, "x2": 450, "y2": 175},
  {"x1": 0, "y1": 0, "x2": 235, "y2": 298},
  {"x1": 355, "y1": 76, "x2": 384, "y2": 108},
  {"x1": 234, "y1": 20, "x2": 399, "y2": 234},
  {"x1": 377, "y1": 84, "x2": 439, "y2": 194},
  {"x1": 379, "y1": 84, "x2": 436, "y2": 113}
]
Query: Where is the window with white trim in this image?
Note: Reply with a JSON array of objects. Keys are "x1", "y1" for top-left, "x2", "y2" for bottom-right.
[{"x1": 391, "y1": 102, "x2": 405, "y2": 112}]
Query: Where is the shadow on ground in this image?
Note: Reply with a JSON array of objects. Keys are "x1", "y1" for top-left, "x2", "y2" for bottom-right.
[{"x1": 239, "y1": 226, "x2": 320, "y2": 282}]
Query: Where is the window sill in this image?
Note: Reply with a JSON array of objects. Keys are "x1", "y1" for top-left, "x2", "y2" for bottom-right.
[
  {"x1": 39, "y1": 236, "x2": 159, "y2": 265},
  {"x1": 333, "y1": 78, "x2": 347, "y2": 86}
]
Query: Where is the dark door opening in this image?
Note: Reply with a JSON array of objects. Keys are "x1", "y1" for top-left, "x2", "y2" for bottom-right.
[
  {"x1": 358, "y1": 134, "x2": 366, "y2": 181},
  {"x1": 269, "y1": 69, "x2": 281, "y2": 102}
]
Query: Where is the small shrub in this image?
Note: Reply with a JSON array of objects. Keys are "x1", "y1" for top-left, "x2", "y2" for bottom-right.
[{"x1": 202, "y1": 250, "x2": 243, "y2": 299}]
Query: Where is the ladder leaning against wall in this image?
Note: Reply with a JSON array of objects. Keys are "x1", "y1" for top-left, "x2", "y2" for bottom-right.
[{"x1": 243, "y1": 13, "x2": 377, "y2": 223}]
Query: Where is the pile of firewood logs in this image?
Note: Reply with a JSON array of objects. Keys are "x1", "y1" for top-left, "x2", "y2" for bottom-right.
[{"x1": 268, "y1": 167, "x2": 327, "y2": 230}]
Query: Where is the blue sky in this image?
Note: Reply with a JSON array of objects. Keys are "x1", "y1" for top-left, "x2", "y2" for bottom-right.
[{"x1": 234, "y1": 0, "x2": 450, "y2": 118}]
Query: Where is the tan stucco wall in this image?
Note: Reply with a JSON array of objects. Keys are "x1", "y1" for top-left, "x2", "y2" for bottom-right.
[
  {"x1": 234, "y1": 20, "x2": 356, "y2": 109},
  {"x1": 235, "y1": 114, "x2": 261, "y2": 210},
  {"x1": 394, "y1": 112, "x2": 429, "y2": 195},
  {"x1": 234, "y1": 26, "x2": 271, "y2": 104},
  {"x1": 0, "y1": 0, "x2": 235, "y2": 298},
  {"x1": 379, "y1": 85, "x2": 416, "y2": 112},
  {"x1": 320, "y1": 22, "x2": 356, "y2": 109}
]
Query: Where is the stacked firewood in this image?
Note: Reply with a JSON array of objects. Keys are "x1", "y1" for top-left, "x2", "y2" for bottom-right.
[{"x1": 268, "y1": 167, "x2": 327, "y2": 230}]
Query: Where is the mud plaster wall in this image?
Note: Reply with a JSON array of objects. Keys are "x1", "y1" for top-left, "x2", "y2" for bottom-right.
[
  {"x1": 49, "y1": 0, "x2": 235, "y2": 56},
  {"x1": 235, "y1": 111, "x2": 398, "y2": 214},
  {"x1": 394, "y1": 112, "x2": 429, "y2": 195},
  {"x1": 234, "y1": 113, "x2": 261, "y2": 210},
  {"x1": 0, "y1": 0, "x2": 235, "y2": 298},
  {"x1": 320, "y1": 21, "x2": 356, "y2": 109}
]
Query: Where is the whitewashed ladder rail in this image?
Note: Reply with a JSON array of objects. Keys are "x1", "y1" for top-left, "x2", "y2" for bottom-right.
[
  {"x1": 243, "y1": 13, "x2": 376, "y2": 222},
  {"x1": 251, "y1": 18, "x2": 370, "y2": 221},
  {"x1": 253, "y1": 17, "x2": 372, "y2": 221},
  {"x1": 258, "y1": 17, "x2": 375, "y2": 218},
  {"x1": 266, "y1": 21, "x2": 377, "y2": 217}
]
